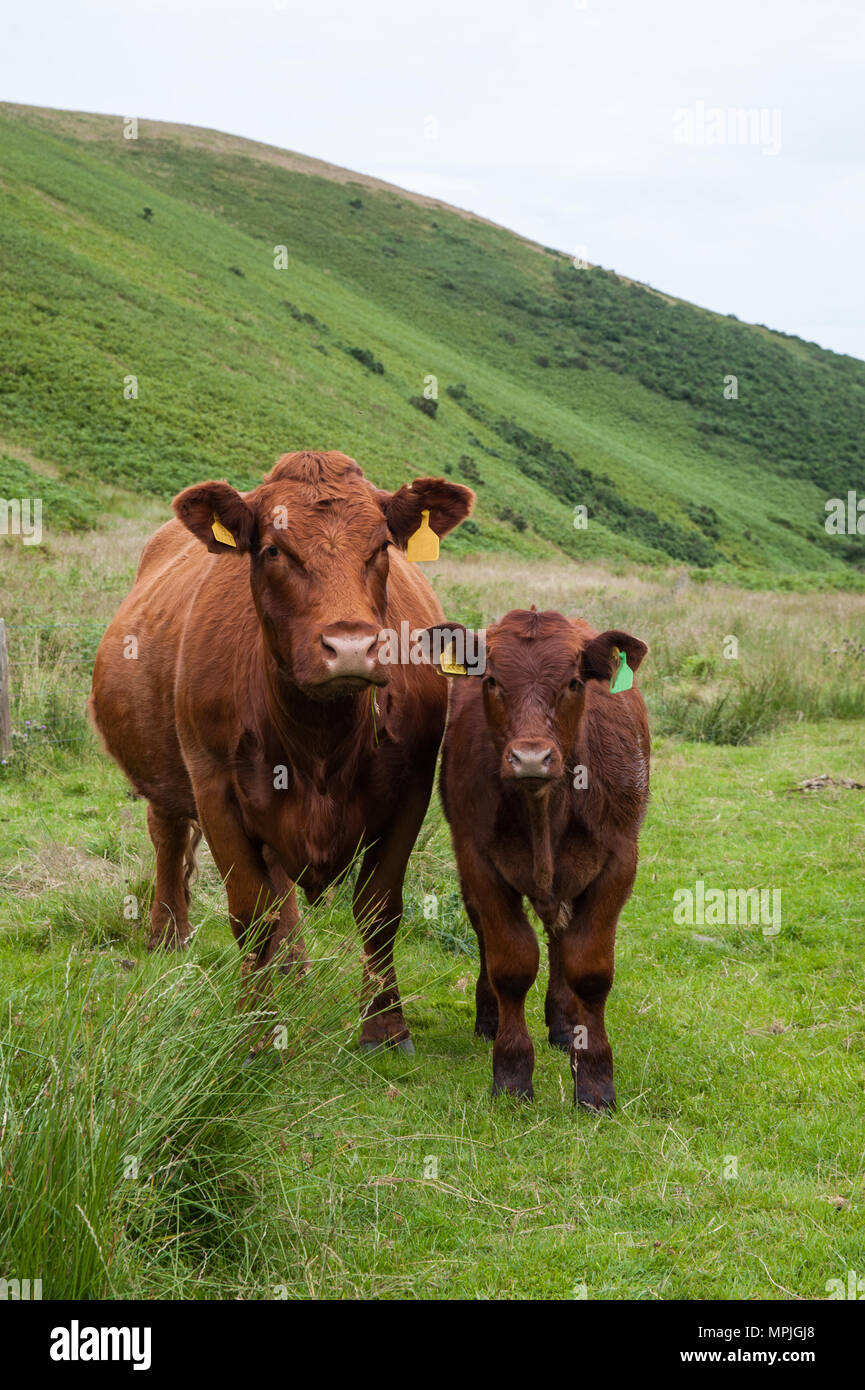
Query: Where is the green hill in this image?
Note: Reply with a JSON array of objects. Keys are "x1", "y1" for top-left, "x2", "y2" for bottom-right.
[{"x1": 1, "y1": 100, "x2": 863, "y2": 585}]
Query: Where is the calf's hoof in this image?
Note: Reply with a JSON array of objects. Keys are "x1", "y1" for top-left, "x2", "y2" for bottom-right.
[
  {"x1": 547, "y1": 1027, "x2": 573, "y2": 1053},
  {"x1": 492, "y1": 1077, "x2": 534, "y2": 1101},
  {"x1": 575, "y1": 1077, "x2": 616, "y2": 1111}
]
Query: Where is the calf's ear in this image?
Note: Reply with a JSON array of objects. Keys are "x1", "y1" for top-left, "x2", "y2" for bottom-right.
[
  {"x1": 416, "y1": 622, "x2": 486, "y2": 678},
  {"x1": 580, "y1": 629, "x2": 648, "y2": 683},
  {"x1": 381, "y1": 477, "x2": 474, "y2": 548},
  {"x1": 173, "y1": 481, "x2": 257, "y2": 553}
]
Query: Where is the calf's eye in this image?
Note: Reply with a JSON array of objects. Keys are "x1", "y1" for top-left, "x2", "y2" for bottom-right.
[
  {"x1": 569, "y1": 678, "x2": 580, "y2": 691},
  {"x1": 486, "y1": 676, "x2": 497, "y2": 690}
]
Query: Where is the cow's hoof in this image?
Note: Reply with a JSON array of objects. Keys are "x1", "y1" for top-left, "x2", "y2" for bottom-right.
[{"x1": 359, "y1": 1035, "x2": 415, "y2": 1055}]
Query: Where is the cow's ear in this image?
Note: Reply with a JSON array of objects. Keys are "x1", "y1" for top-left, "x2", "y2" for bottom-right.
[
  {"x1": 580, "y1": 629, "x2": 648, "y2": 683},
  {"x1": 381, "y1": 477, "x2": 474, "y2": 548},
  {"x1": 416, "y1": 622, "x2": 486, "y2": 678},
  {"x1": 173, "y1": 481, "x2": 257, "y2": 554}
]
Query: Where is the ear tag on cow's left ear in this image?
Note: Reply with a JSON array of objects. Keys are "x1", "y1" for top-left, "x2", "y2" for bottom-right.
[
  {"x1": 406, "y1": 509, "x2": 439, "y2": 562},
  {"x1": 211, "y1": 515, "x2": 236, "y2": 548},
  {"x1": 610, "y1": 646, "x2": 633, "y2": 694},
  {"x1": 439, "y1": 641, "x2": 467, "y2": 677}
]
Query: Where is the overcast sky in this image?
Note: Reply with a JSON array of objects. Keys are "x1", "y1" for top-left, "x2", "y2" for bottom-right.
[{"x1": 3, "y1": 0, "x2": 864, "y2": 358}]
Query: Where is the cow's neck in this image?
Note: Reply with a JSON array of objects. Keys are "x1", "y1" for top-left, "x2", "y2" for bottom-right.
[{"x1": 261, "y1": 651, "x2": 377, "y2": 791}]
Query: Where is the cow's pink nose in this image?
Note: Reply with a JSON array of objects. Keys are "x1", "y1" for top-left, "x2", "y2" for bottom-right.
[
  {"x1": 320, "y1": 631, "x2": 378, "y2": 678},
  {"x1": 506, "y1": 742, "x2": 555, "y2": 780}
]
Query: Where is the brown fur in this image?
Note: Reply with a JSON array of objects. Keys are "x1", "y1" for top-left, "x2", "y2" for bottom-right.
[
  {"x1": 90, "y1": 451, "x2": 473, "y2": 1049},
  {"x1": 438, "y1": 608, "x2": 650, "y2": 1106}
]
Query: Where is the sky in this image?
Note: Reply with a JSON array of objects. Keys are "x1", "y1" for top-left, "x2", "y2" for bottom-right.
[{"x1": 3, "y1": 0, "x2": 864, "y2": 358}]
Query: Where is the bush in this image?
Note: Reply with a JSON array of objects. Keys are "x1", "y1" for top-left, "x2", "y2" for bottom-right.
[
  {"x1": 457, "y1": 455, "x2": 483, "y2": 485},
  {"x1": 498, "y1": 506, "x2": 527, "y2": 532},
  {"x1": 343, "y1": 345, "x2": 384, "y2": 374}
]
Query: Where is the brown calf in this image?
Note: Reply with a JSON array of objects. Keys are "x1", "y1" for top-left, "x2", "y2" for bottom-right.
[
  {"x1": 90, "y1": 451, "x2": 473, "y2": 1051},
  {"x1": 436, "y1": 608, "x2": 649, "y2": 1107}
]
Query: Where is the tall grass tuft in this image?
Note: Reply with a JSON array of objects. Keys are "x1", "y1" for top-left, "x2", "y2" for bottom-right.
[{"x1": 0, "y1": 928, "x2": 361, "y2": 1298}]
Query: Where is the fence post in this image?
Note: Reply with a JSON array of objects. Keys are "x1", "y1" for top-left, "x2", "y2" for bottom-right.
[{"x1": 0, "y1": 620, "x2": 11, "y2": 759}]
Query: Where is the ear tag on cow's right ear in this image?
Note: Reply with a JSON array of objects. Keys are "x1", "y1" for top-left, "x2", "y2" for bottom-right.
[
  {"x1": 211, "y1": 515, "x2": 236, "y2": 548},
  {"x1": 439, "y1": 641, "x2": 467, "y2": 677},
  {"x1": 406, "y1": 509, "x2": 439, "y2": 562},
  {"x1": 610, "y1": 646, "x2": 633, "y2": 694}
]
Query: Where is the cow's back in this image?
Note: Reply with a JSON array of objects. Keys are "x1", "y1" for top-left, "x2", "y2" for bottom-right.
[{"x1": 90, "y1": 519, "x2": 211, "y2": 814}]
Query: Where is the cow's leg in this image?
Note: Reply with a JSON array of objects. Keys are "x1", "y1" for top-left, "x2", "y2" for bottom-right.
[
  {"x1": 146, "y1": 805, "x2": 198, "y2": 950},
  {"x1": 544, "y1": 919, "x2": 580, "y2": 1051},
  {"x1": 261, "y1": 850, "x2": 309, "y2": 975},
  {"x1": 560, "y1": 856, "x2": 636, "y2": 1110},
  {"x1": 463, "y1": 893, "x2": 498, "y2": 1040},
  {"x1": 353, "y1": 777, "x2": 434, "y2": 1053},
  {"x1": 194, "y1": 782, "x2": 283, "y2": 966}
]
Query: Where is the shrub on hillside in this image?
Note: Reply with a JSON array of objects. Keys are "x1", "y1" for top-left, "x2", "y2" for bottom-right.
[{"x1": 343, "y1": 345, "x2": 384, "y2": 374}]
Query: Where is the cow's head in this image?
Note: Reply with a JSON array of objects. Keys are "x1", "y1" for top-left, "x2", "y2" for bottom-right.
[
  {"x1": 430, "y1": 609, "x2": 647, "y2": 785},
  {"x1": 173, "y1": 451, "x2": 473, "y2": 699}
]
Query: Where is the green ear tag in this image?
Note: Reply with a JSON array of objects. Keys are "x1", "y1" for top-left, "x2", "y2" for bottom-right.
[{"x1": 610, "y1": 647, "x2": 633, "y2": 694}]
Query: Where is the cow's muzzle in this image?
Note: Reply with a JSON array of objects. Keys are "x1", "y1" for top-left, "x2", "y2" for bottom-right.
[{"x1": 318, "y1": 627, "x2": 387, "y2": 690}]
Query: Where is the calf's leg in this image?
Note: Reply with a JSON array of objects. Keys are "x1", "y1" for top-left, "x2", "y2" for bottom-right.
[
  {"x1": 544, "y1": 921, "x2": 580, "y2": 1051},
  {"x1": 560, "y1": 856, "x2": 636, "y2": 1110},
  {"x1": 462, "y1": 893, "x2": 498, "y2": 1040},
  {"x1": 484, "y1": 904, "x2": 539, "y2": 1099},
  {"x1": 458, "y1": 855, "x2": 538, "y2": 1097}
]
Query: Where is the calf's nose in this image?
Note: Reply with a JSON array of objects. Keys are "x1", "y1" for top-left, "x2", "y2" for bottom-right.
[
  {"x1": 506, "y1": 742, "x2": 555, "y2": 780},
  {"x1": 320, "y1": 630, "x2": 379, "y2": 678}
]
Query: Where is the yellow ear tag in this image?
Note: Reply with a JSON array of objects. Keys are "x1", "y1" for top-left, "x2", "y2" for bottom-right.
[
  {"x1": 211, "y1": 516, "x2": 236, "y2": 548},
  {"x1": 439, "y1": 641, "x2": 467, "y2": 677},
  {"x1": 405, "y1": 509, "x2": 439, "y2": 562}
]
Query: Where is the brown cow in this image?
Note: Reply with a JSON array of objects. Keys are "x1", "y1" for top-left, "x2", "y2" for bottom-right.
[
  {"x1": 90, "y1": 451, "x2": 473, "y2": 1051},
  {"x1": 435, "y1": 608, "x2": 649, "y2": 1107}
]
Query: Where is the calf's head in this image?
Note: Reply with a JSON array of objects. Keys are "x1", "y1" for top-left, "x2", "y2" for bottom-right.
[
  {"x1": 435, "y1": 609, "x2": 647, "y2": 786},
  {"x1": 174, "y1": 451, "x2": 473, "y2": 698}
]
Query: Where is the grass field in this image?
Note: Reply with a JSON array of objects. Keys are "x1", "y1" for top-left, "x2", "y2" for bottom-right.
[{"x1": 2, "y1": 519, "x2": 864, "y2": 1300}]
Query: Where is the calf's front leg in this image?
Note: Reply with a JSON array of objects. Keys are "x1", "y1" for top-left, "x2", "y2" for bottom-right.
[
  {"x1": 462, "y1": 855, "x2": 539, "y2": 1098},
  {"x1": 560, "y1": 855, "x2": 636, "y2": 1110}
]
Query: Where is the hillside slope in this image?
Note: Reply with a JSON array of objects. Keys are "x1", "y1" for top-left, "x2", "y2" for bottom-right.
[{"x1": 1, "y1": 102, "x2": 863, "y2": 584}]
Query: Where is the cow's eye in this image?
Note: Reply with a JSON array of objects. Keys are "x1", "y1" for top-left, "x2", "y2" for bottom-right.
[
  {"x1": 486, "y1": 676, "x2": 497, "y2": 690},
  {"x1": 569, "y1": 677, "x2": 580, "y2": 691},
  {"x1": 265, "y1": 545, "x2": 279, "y2": 558}
]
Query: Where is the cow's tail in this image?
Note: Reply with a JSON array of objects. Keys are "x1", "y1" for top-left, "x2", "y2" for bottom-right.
[{"x1": 184, "y1": 822, "x2": 203, "y2": 897}]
